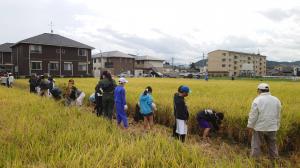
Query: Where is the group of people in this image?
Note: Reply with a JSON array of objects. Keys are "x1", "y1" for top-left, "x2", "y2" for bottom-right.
[
  {"x1": 0, "y1": 72, "x2": 14, "y2": 88},
  {"x1": 27, "y1": 71, "x2": 282, "y2": 163}
]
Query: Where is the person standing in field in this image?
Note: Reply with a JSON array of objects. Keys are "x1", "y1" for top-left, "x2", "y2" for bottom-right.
[
  {"x1": 114, "y1": 78, "x2": 129, "y2": 129},
  {"x1": 96, "y1": 71, "x2": 117, "y2": 120},
  {"x1": 173, "y1": 85, "x2": 190, "y2": 142},
  {"x1": 29, "y1": 74, "x2": 38, "y2": 93},
  {"x1": 139, "y1": 86, "x2": 157, "y2": 130},
  {"x1": 247, "y1": 83, "x2": 281, "y2": 164}
]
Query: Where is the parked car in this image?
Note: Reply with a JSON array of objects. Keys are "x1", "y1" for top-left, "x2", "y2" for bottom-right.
[{"x1": 118, "y1": 72, "x2": 134, "y2": 78}]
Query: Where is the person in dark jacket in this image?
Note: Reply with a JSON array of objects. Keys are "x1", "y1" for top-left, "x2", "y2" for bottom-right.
[
  {"x1": 29, "y1": 74, "x2": 38, "y2": 93},
  {"x1": 196, "y1": 109, "x2": 224, "y2": 141},
  {"x1": 95, "y1": 71, "x2": 117, "y2": 120},
  {"x1": 39, "y1": 75, "x2": 50, "y2": 97},
  {"x1": 173, "y1": 85, "x2": 190, "y2": 142}
]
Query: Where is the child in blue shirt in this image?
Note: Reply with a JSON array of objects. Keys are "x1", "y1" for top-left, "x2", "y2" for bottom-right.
[
  {"x1": 139, "y1": 86, "x2": 156, "y2": 130},
  {"x1": 114, "y1": 78, "x2": 128, "y2": 129}
]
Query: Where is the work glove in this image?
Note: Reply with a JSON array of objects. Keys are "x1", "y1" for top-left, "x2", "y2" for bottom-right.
[{"x1": 152, "y1": 103, "x2": 157, "y2": 111}]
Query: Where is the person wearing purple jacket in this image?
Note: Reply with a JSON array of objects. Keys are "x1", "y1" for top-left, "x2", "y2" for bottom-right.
[{"x1": 114, "y1": 78, "x2": 129, "y2": 129}]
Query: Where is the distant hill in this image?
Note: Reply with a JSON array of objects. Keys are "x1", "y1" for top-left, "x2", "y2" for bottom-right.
[
  {"x1": 266, "y1": 61, "x2": 300, "y2": 68},
  {"x1": 194, "y1": 59, "x2": 300, "y2": 68}
]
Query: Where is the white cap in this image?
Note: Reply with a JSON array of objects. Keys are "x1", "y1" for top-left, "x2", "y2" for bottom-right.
[
  {"x1": 257, "y1": 83, "x2": 270, "y2": 90},
  {"x1": 119, "y1": 77, "x2": 128, "y2": 84}
]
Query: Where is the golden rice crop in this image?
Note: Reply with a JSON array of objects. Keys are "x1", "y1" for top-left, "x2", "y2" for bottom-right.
[
  {"x1": 0, "y1": 84, "x2": 264, "y2": 167},
  {"x1": 14, "y1": 78, "x2": 300, "y2": 152}
]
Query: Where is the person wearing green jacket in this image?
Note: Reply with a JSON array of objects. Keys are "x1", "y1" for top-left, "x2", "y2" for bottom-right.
[{"x1": 95, "y1": 71, "x2": 117, "y2": 120}]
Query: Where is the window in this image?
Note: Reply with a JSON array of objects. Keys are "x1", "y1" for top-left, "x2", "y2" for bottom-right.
[
  {"x1": 105, "y1": 62, "x2": 113, "y2": 68},
  {"x1": 93, "y1": 59, "x2": 97, "y2": 63},
  {"x1": 56, "y1": 49, "x2": 65, "y2": 54},
  {"x1": 222, "y1": 53, "x2": 226, "y2": 56},
  {"x1": 222, "y1": 64, "x2": 226, "y2": 67},
  {"x1": 31, "y1": 61, "x2": 42, "y2": 70},
  {"x1": 97, "y1": 58, "x2": 101, "y2": 63},
  {"x1": 234, "y1": 66, "x2": 237, "y2": 70},
  {"x1": 93, "y1": 67, "x2": 96, "y2": 70},
  {"x1": 234, "y1": 61, "x2": 237, "y2": 64},
  {"x1": 64, "y1": 62, "x2": 72, "y2": 71},
  {"x1": 229, "y1": 64, "x2": 231, "y2": 67},
  {"x1": 229, "y1": 59, "x2": 232, "y2": 62},
  {"x1": 234, "y1": 55, "x2": 238, "y2": 59},
  {"x1": 78, "y1": 62, "x2": 87, "y2": 71},
  {"x1": 30, "y1": 45, "x2": 42, "y2": 53},
  {"x1": 222, "y1": 58, "x2": 226, "y2": 62},
  {"x1": 78, "y1": 49, "x2": 88, "y2": 56},
  {"x1": 49, "y1": 62, "x2": 59, "y2": 70},
  {"x1": 248, "y1": 57, "x2": 251, "y2": 60}
]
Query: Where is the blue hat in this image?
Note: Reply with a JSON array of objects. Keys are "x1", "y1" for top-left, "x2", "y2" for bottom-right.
[{"x1": 180, "y1": 86, "x2": 190, "y2": 94}]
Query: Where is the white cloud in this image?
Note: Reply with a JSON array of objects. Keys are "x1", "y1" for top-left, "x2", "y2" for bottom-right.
[{"x1": 1, "y1": 0, "x2": 300, "y2": 63}]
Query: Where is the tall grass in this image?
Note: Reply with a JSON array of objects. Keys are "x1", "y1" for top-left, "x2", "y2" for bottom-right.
[
  {"x1": 0, "y1": 86, "x2": 260, "y2": 167},
  {"x1": 14, "y1": 78, "x2": 300, "y2": 151}
]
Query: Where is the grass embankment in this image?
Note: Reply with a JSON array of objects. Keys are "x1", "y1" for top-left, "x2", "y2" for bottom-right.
[{"x1": 0, "y1": 86, "x2": 262, "y2": 167}]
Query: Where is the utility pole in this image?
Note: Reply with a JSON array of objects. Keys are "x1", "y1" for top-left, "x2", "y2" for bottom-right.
[{"x1": 171, "y1": 57, "x2": 174, "y2": 70}]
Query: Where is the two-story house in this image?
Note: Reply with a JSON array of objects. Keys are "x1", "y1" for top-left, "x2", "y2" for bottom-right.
[
  {"x1": 11, "y1": 33, "x2": 94, "y2": 77},
  {"x1": 92, "y1": 51, "x2": 135, "y2": 77},
  {"x1": 133, "y1": 55, "x2": 164, "y2": 77},
  {"x1": 0, "y1": 43, "x2": 14, "y2": 74}
]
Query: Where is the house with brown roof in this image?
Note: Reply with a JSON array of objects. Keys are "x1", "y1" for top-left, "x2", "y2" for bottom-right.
[
  {"x1": 10, "y1": 33, "x2": 94, "y2": 77},
  {"x1": 0, "y1": 43, "x2": 14, "y2": 74}
]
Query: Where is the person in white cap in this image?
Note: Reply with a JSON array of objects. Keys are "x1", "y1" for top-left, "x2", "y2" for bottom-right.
[
  {"x1": 247, "y1": 83, "x2": 281, "y2": 163},
  {"x1": 114, "y1": 77, "x2": 129, "y2": 129}
]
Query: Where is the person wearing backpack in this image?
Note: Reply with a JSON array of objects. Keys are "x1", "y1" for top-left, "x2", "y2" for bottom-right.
[
  {"x1": 173, "y1": 85, "x2": 190, "y2": 143},
  {"x1": 96, "y1": 71, "x2": 117, "y2": 120},
  {"x1": 139, "y1": 86, "x2": 157, "y2": 130}
]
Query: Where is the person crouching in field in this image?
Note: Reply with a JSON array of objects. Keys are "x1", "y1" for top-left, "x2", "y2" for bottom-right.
[
  {"x1": 173, "y1": 85, "x2": 190, "y2": 142},
  {"x1": 247, "y1": 83, "x2": 281, "y2": 165},
  {"x1": 196, "y1": 109, "x2": 224, "y2": 142},
  {"x1": 64, "y1": 79, "x2": 85, "y2": 106},
  {"x1": 139, "y1": 86, "x2": 157, "y2": 131},
  {"x1": 114, "y1": 78, "x2": 129, "y2": 129},
  {"x1": 39, "y1": 75, "x2": 50, "y2": 97}
]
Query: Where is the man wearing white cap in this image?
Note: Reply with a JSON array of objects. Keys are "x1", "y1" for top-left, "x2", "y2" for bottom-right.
[
  {"x1": 114, "y1": 77, "x2": 129, "y2": 129},
  {"x1": 247, "y1": 83, "x2": 282, "y2": 162}
]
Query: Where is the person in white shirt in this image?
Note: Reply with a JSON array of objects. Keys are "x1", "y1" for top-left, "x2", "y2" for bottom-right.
[{"x1": 247, "y1": 83, "x2": 281, "y2": 162}]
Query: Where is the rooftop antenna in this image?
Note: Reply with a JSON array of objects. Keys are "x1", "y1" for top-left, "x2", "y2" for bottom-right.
[
  {"x1": 49, "y1": 21, "x2": 54, "y2": 33},
  {"x1": 257, "y1": 49, "x2": 260, "y2": 55}
]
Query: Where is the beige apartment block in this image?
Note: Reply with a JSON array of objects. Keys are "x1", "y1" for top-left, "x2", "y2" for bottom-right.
[{"x1": 207, "y1": 50, "x2": 267, "y2": 77}]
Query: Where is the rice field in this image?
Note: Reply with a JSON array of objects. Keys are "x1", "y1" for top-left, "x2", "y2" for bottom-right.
[
  {"x1": 0, "y1": 83, "x2": 262, "y2": 167},
  {"x1": 3, "y1": 78, "x2": 300, "y2": 167},
  {"x1": 14, "y1": 78, "x2": 300, "y2": 152}
]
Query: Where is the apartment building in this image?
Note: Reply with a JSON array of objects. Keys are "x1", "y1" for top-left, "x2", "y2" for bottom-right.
[{"x1": 207, "y1": 50, "x2": 267, "y2": 77}]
